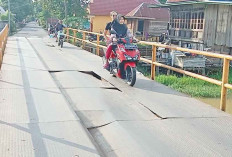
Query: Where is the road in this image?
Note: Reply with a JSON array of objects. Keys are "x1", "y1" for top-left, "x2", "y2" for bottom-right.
[{"x1": 1, "y1": 22, "x2": 232, "y2": 157}]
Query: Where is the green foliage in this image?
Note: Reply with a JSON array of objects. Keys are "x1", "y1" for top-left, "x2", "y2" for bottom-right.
[
  {"x1": 155, "y1": 70, "x2": 232, "y2": 98},
  {"x1": 137, "y1": 62, "x2": 232, "y2": 98},
  {"x1": 34, "y1": 0, "x2": 89, "y2": 29},
  {"x1": 137, "y1": 43, "x2": 152, "y2": 49},
  {"x1": 0, "y1": 0, "x2": 33, "y2": 22},
  {"x1": 0, "y1": 11, "x2": 16, "y2": 32}
]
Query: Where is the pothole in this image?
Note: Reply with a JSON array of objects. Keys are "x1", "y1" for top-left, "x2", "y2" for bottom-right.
[
  {"x1": 79, "y1": 71, "x2": 122, "y2": 92},
  {"x1": 79, "y1": 71, "x2": 102, "y2": 80},
  {"x1": 49, "y1": 70, "x2": 63, "y2": 73},
  {"x1": 87, "y1": 121, "x2": 116, "y2": 130},
  {"x1": 100, "y1": 87, "x2": 122, "y2": 92},
  {"x1": 138, "y1": 102, "x2": 164, "y2": 119},
  {"x1": 49, "y1": 70, "x2": 122, "y2": 92}
]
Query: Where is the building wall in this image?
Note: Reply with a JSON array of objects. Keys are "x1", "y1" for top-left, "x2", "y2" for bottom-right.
[
  {"x1": 91, "y1": 16, "x2": 111, "y2": 33},
  {"x1": 148, "y1": 20, "x2": 168, "y2": 36},
  {"x1": 203, "y1": 5, "x2": 232, "y2": 48},
  {"x1": 127, "y1": 19, "x2": 138, "y2": 35},
  {"x1": 127, "y1": 19, "x2": 168, "y2": 38}
]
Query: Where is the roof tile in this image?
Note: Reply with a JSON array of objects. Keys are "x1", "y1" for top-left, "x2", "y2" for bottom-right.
[{"x1": 90, "y1": 0, "x2": 160, "y2": 15}]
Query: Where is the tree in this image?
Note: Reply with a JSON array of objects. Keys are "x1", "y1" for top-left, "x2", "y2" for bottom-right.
[
  {"x1": 0, "y1": 11, "x2": 16, "y2": 32},
  {"x1": 34, "y1": 0, "x2": 89, "y2": 29},
  {"x1": 0, "y1": 0, "x2": 33, "y2": 22}
]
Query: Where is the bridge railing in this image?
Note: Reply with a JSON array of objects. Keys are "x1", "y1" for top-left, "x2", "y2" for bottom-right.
[
  {"x1": 0, "y1": 24, "x2": 9, "y2": 69},
  {"x1": 64, "y1": 28, "x2": 232, "y2": 112}
]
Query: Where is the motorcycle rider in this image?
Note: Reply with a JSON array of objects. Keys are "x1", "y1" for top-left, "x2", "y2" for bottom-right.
[
  {"x1": 104, "y1": 11, "x2": 118, "y2": 43},
  {"x1": 55, "y1": 20, "x2": 66, "y2": 42},
  {"x1": 104, "y1": 15, "x2": 134, "y2": 69}
]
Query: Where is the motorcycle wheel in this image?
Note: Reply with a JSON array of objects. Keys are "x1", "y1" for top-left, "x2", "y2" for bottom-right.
[
  {"x1": 60, "y1": 40, "x2": 63, "y2": 48},
  {"x1": 125, "y1": 66, "x2": 136, "y2": 86}
]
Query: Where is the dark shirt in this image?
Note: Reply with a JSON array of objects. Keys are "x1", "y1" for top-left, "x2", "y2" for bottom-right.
[
  {"x1": 56, "y1": 23, "x2": 65, "y2": 31},
  {"x1": 105, "y1": 20, "x2": 117, "y2": 31},
  {"x1": 105, "y1": 22, "x2": 112, "y2": 31},
  {"x1": 112, "y1": 21, "x2": 128, "y2": 38}
]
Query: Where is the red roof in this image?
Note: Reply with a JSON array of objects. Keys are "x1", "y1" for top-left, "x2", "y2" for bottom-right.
[
  {"x1": 90, "y1": 0, "x2": 160, "y2": 15},
  {"x1": 167, "y1": 0, "x2": 197, "y2": 2},
  {"x1": 126, "y1": 3, "x2": 169, "y2": 21}
]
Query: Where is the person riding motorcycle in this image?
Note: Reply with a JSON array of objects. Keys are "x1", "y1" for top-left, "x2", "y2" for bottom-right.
[
  {"x1": 55, "y1": 20, "x2": 66, "y2": 42},
  {"x1": 104, "y1": 15, "x2": 135, "y2": 69},
  {"x1": 104, "y1": 11, "x2": 118, "y2": 45}
]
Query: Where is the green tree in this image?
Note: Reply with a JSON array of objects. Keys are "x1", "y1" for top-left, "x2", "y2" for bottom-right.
[
  {"x1": 0, "y1": 0, "x2": 33, "y2": 22},
  {"x1": 0, "y1": 11, "x2": 16, "y2": 32},
  {"x1": 34, "y1": 0, "x2": 88, "y2": 29}
]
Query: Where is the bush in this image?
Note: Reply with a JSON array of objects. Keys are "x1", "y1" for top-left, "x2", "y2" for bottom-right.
[{"x1": 0, "y1": 11, "x2": 17, "y2": 33}]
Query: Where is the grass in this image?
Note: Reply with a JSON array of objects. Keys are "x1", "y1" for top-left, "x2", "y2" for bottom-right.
[
  {"x1": 137, "y1": 62, "x2": 232, "y2": 98},
  {"x1": 155, "y1": 70, "x2": 232, "y2": 98}
]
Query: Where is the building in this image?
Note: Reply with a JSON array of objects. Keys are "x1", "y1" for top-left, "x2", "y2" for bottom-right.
[
  {"x1": 126, "y1": 3, "x2": 169, "y2": 38},
  {"x1": 89, "y1": 0, "x2": 169, "y2": 38},
  {"x1": 150, "y1": 0, "x2": 232, "y2": 54}
]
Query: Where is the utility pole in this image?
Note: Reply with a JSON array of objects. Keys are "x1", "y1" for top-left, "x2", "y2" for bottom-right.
[
  {"x1": 64, "y1": 0, "x2": 67, "y2": 23},
  {"x1": 8, "y1": 0, "x2": 10, "y2": 33}
]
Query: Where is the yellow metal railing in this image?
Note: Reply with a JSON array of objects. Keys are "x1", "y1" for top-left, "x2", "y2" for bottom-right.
[
  {"x1": 65, "y1": 28, "x2": 232, "y2": 112},
  {"x1": 0, "y1": 24, "x2": 9, "y2": 69}
]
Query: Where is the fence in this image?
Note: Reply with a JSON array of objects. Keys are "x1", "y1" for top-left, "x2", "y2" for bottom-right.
[
  {"x1": 0, "y1": 24, "x2": 9, "y2": 69},
  {"x1": 65, "y1": 28, "x2": 232, "y2": 112}
]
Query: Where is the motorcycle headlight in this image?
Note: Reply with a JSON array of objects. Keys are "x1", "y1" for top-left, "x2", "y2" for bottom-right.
[
  {"x1": 124, "y1": 54, "x2": 132, "y2": 60},
  {"x1": 134, "y1": 54, "x2": 139, "y2": 60}
]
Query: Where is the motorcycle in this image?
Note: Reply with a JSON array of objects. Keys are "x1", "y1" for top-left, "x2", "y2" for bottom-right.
[
  {"x1": 48, "y1": 25, "x2": 55, "y2": 36},
  {"x1": 104, "y1": 30, "x2": 140, "y2": 86},
  {"x1": 57, "y1": 30, "x2": 65, "y2": 48}
]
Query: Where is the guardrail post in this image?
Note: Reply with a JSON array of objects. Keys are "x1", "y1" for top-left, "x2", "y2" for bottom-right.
[
  {"x1": 151, "y1": 45, "x2": 156, "y2": 80},
  {"x1": 66, "y1": 28, "x2": 69, "y2": 42},
  {"x1": 0, "y1": 24, "x2": 9, "y2": 70},
  {"x1": 73, "y1": 30, "x2": 77, "y2": 45},
  {"x1": 96, "y1": 34, "x2": 100, "y2": 56},
  {"x1": 0, "y1": 48, "x2": 2, "y2": 70},
  {"x1": 82, "y1": 32, "x2": 86, "y2": 49},
  {"x1": 220, "y1": 58, "x2": 230, "y2": 111}
]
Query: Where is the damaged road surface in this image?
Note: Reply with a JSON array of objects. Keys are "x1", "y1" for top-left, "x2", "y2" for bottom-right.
[{"x1": 16, "y1": 22, "x2": 232, "y2": 157}]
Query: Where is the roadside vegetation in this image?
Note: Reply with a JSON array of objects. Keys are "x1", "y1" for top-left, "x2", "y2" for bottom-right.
[
  {"x1": 137, "y1": 64, "x2": 232, "y2": 98},
  {"x1": 0, "y1": 0, "x2": 34, "y2": 34}
]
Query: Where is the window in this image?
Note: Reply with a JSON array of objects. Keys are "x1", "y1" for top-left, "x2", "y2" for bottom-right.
[{"x1": 170, "y1": 10, "x2": 204, "y2": 30}]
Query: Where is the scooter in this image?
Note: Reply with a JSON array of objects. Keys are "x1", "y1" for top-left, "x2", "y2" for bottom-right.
[
  {"x1": 58, "y1": 30, "x2": 65, "y2": 48},
  {"x1": 104, "y1": 30, "x2": 140, "y2": 86}
]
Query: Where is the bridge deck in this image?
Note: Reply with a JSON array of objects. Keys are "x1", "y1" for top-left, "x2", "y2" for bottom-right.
[{"x1": 0, "y1": 22, "x2": 232, "y2": 157}]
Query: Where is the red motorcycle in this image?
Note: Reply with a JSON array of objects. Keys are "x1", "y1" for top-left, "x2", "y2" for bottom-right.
[{"x1": 104, "y1": 32, "x2": 140, "y2": 86}]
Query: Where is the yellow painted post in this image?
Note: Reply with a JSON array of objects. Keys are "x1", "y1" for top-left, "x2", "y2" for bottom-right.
[
  {"x1": 73, "y1": 30, "x2": 77, "y2": 44},
  {"x1": 66, "y1": 28, "x2": 69, "y2": 42},
  {"x1": 220, "y1": 58, "x2": 230, "y2": 111},
  {"x1": 0, "y1": 48, "x2": 2, "y2": 69},
  {"x1": 96, "y1": 34, "x2": 100, "y2": 56},
  {"x1": 151, "y1": 45, "x2": 156, "y2": 80},
  {"x1": 82, "y1": 32, "x2": 86, "y2": 48},
  {"x1": 0, "y1": 34, "x2": 3, "y2": 69}
]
